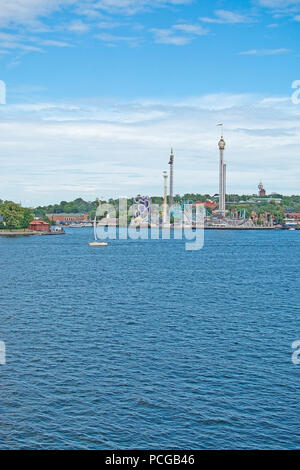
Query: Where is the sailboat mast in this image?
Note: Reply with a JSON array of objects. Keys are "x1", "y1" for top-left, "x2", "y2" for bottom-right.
[{"x1": 94, "y1": 216, "x2": 97, "y2": 241}]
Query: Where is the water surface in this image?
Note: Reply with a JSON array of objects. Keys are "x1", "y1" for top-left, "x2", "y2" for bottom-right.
[{"x1": 0, "y1": 229, "x2": 299, "y2": 449}]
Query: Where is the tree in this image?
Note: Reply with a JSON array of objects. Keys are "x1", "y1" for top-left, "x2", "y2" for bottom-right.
[{"x1": 0, "y1": 201, "x2": 34, "y2": 229}]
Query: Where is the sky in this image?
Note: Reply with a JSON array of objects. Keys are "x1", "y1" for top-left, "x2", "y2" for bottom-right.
[{"x1": 0, "y1": 0, "x2": 300, "y2": 205}]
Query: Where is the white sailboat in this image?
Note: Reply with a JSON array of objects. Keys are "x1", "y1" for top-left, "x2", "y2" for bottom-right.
[{"x1": 89, "y1": 216, "x2": 108, "y2": 246}]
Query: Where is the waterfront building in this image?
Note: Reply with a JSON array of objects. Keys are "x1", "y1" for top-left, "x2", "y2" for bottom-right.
[
  {"x1": 284, "y1": 212, "x2": 300, "y2": 220},
  {"x1": 47, "y1": 213, "x2": 89, "y2": 224},
  {"x1": 283, "y1": 218, "x2": 298, "y2": 228},
  {"x1": 204, "y1": 200, "x2": 217, "y2": 210},
  {"x1": 29, "y1": 220, "x2": 50, "y2": 232},
  {"x1": 194, "y1": 200, "x2": 217, "y2": 216}
]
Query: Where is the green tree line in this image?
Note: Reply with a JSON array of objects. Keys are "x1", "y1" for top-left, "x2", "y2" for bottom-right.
[{"x1": 2, "y1": 194, "x2": 300, "y2": 229}]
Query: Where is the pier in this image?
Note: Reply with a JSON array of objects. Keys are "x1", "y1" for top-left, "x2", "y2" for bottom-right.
[{"x1": 0, "y1": 229, "x2": 65, "y2": 237}]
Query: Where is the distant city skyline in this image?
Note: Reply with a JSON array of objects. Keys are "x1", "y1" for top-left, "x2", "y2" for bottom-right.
[{"x1": 0, "y1": 0, "x2": 300, "y2": 204}]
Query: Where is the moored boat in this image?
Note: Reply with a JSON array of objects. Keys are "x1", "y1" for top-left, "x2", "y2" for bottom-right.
[{"x1": 89, "y1": 215, "x2": 108, "y2": 247}]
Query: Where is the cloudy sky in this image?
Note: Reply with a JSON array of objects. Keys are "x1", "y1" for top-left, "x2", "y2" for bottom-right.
[{"x1": 0, "y1": 0, "x2": 300, "y2": 205}]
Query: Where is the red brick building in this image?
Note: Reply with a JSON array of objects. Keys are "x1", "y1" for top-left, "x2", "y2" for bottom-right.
[
  {"x1": 194, "y1": 200, "x2": 217, "y2": 210},
  {"x1": 287, "y1": 212, "x2": 300, "y2": 220},
  {"x1": 47, "y1": 213, "x2": 89, "y2": 224},
  {"x1": 258, "y1": 182, "x2": 266, "y2": 197},
  {"x1": 29, "y1": 220, "x2": 50, "y2": 232}
]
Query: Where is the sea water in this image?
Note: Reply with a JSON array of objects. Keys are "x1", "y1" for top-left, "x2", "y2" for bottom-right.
[{"x1": 0, "y1": 229, "x2": 300, "y2": 449}]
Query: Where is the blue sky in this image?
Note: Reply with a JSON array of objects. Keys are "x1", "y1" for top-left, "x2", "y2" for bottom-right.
[{"x1": 0, "y1": 0, "x2": 300, "y2": 205}]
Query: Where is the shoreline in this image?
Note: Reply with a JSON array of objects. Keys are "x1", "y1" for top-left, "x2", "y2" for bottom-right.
[
  {"x1": 0, "y1": 226, "x2": 296, "y2": 236},
  {"x1": 0, "y1": 230, "x2": 65, "y2": 237}
]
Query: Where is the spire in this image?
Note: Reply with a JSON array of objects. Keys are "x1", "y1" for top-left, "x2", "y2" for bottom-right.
[
  {"x1": 169, "y1": 147, "x2": 174, "y2": 165},
  {"x1": 217, "y1": 123, "x2": 223, "y2": 138},
  {"x1": 218, "y1": 125, "x2": 226, "y2": 217},
  {"x1": 169, "y1": 148, "x2": 174, "y2": 207}
]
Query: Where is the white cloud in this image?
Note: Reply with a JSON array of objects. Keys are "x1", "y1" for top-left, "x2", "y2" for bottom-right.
[
  {"x1": 0, "y1": 0, "x2": 75, "y2": 26},
  {"x1": 173, "y1": 24, "x2": 208, "y2": 35},
  {"x1": 95, "y1": 32, "x2": 140, "y2": 46},
  {"x1": 257, "y1": 0, "x2": 300, "y2": 19},
  {"x1": 239, "y1": 48, "x2": 290, "y2": 55},
  {"x1": 200, "y1": 9, "x2": 252, "y2": 24},
  {"x1": 0, "y1": 0, "x2": 192, "y2": 27},
  {"x1": 38, "y1": 39, "x2": 71, "y2": 47},
  {"x1": 257, "y1": 0, "x2": 300, "y2": 7},
  {"x1": 0, "y1": 0, "x2": 194, "y2": 55},
  {"x1": 84, "y1": 0, "x2": 192, "y2": 15},
  {"x1": 67, "y1": 19, "x2": 91, "y2": 32},
  {"x1": 151, "y1": 22, "x2": 208, "y2": 45},
  {"x1": 27, "y1": 184, "x2": 98, "y2": 193},
  {"x1": 0, "y1": 31, "x2": 71, "y2": 53},
  {"x1": 1, "y1": 93, "x2": 300, "y2": 205},
  {"x1": 151, "y1": 28, "x2": 192, "y2": 45},
  {"x1": 97, "y1": 21, "x2": 122, "y2": 29}
]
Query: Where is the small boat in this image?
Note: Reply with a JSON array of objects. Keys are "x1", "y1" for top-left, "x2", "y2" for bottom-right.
[
  {"x1": 69, "y1": 223, "x2": 83, "y2": 228},
  {"x1": 89, "y1": 241, "x2": 108, "y2": 246},
  {"x1": 89, "y1": 215, "x2": 108, "y2": 247}
]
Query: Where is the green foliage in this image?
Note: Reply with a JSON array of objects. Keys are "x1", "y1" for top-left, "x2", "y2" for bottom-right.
[
  {"x1": 0, "y1": 201, "x2": 34, "y2": 229},
  {"x1": 151, "y1": 196, "x2": 163, "y2": 205},
  {"x1": 181, "y1": 193, "x2": 211, "y2": 203},
  {"x1": 35, "y1": 198, "x2": 101, "y2": 219},
  {"x1": 43, "y1": 216, "x2": 54, "y2": 226},
  {"x1": 257, "y1": 204, "x2": 285, "y2": 223},
  {"x1": 227, "y1": 201, "x2": 285, "y2": 223}
]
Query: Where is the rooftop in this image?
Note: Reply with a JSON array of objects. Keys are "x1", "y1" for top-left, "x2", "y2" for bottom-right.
[{"x1": 46, "y1": 213, "x2": 88, "y2": 217}]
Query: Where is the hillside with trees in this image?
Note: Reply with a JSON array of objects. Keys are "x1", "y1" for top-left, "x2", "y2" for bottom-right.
[{"x1": 34, "y1": 198, "x2": 100, "y2": 217}]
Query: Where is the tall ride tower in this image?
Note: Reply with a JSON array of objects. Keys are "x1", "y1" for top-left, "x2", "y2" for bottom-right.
[
  {"x1": 218, "y1": 125, "x2": 226, "y2": 217},
  {"x1": 163, "y1": 171, "x2": 168, "y2": 225},
  {"x1": 258, "y1": 182, "x2": 266, "y2": 197},
  {"x1": 168, "y1": 148, "x2": 174, "y2": 207}
]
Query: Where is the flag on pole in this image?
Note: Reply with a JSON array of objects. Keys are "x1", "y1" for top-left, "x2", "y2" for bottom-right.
[{"x1": 217, "y1": 123, "x2": 223, "y2": 137}]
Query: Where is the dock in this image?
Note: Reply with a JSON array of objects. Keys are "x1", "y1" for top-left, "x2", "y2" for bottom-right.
[{"x1": 0, "y1": 229, "x2": 65, "y2": 237}]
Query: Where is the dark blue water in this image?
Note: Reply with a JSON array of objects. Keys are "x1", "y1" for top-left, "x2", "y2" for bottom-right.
[{"x1": 1, "y1": 229, "x2": 300, "y2": 449}]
